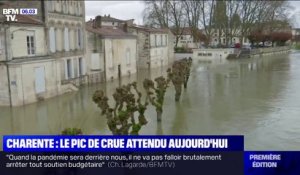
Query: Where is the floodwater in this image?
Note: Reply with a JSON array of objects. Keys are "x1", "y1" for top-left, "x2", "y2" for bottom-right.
[{"x1": 1, "y1": 51, "x2": 300, "y2": 151}]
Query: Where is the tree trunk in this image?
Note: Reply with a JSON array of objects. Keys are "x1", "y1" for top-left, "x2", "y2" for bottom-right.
[
  {"x1": 156, "y1": 109, "x2": 162, "y2": 122},
  {"x1": 175, "y1": 85, "x2": 182, "y2": 101}
]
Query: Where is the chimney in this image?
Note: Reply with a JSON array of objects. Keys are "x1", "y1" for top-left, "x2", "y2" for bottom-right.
[{"x1": 95, "y1": 15, "x2": 102, "y2": 28}]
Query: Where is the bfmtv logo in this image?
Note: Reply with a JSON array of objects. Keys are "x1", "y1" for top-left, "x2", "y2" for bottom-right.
[
  {"x1": 2, "y1": 9, "x2": 18, "y2": 21},
  {"x1": 2, "y1": 8, "x2": 37, "y2": 22}
]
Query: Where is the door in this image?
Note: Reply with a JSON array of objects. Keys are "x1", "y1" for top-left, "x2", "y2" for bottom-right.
[
  {"x1": 35, "y1": 67, "x2": 46, "y2": 94},
  {"x1": 118, "y1": 64, "x2": 121, "y2": 78}
]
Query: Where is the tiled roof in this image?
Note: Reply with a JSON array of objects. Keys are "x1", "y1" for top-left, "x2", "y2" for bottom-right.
[
  {"x1": 129, "y1": 25, "x2": 169, "y2": 34},
  {"x1": 172, "y1": 27, "x2": 198, "y2": 35},
  {"x1": 95, "y1": 15, "x2": 133, "y2": 23},
  {"x1": 100, "y1": 16, "x2": 123, "y2": 22},
  {"x1": 86, "y1": 21, "x2": 136, "y2": 39}
]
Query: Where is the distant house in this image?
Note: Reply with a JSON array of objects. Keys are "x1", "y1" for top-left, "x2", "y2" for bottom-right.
[
  {"x1": 209, "y1": 28, "x2": 246, "y2": 46},
  {"x1": 173, "y1": 27, "x2": 200, "y2": 49},
  {"x1": 128, "y1": 25, "x2": 174, "y2": 69},
  {"x1": 91, "y1": 14, "x2": 134, "y2": 27},
  {"x1": 85, "y1": 16, "x2": 137, "y2": 82}
]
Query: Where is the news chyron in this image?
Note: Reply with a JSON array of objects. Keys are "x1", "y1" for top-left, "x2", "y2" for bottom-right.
[{"x1": 2, "y1": 8, "x2": 37, "y2": 22}]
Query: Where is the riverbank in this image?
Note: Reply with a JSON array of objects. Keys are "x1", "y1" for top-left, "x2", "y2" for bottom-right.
[{"x1": 251, "y1": 46, "x2": 291, "y2": 57}]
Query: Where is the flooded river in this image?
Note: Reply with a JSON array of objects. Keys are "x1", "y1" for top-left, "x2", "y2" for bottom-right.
[{"x1": 1, "y1": 51, "x2": 300, "y2": 150}]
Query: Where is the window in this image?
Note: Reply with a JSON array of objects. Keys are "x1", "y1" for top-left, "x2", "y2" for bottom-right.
[
  {"x1": 66, "y1": 59, "x2": 72, "y2": 79},
  {"x1": 126, "y1": 49, "x2": 131, "y2": 65},
  {"x1": 77, "y1": 28, "x2": 81, "y2": 49},
  {"x1": 48, "y1": 1, "x2": 54, "y2": 11},
  {"x1": 0, "y1": 37, "x2": 3, "y2": 54},
  {"x1": 165, "y1": 35, "x2": 167, "y2": 45},
  {"x1": 155, "y1": 35, "x2": 157, "y2": 46},
  {"x1": 160, "y1": 35, "x2": 163, "y2": 46},
  {"x1": 27, "y1": 34, "x2": 35, "y2": 55},
  {"x1": 49, "y1": 27, "x2": 56, "y2": 52},
  {"x1": 78, "y1": 2, "x2": 81, "y2": 15},
  {"x1": 78, "y1": 57, "x2": 83, "y2": 76},
  {"x1": 198, "y1": 53, "x2": 203, "y2": 56},
  {"x1": 64, "y1": 27, "x2": 69, "y2": 51},
  {"x1": 208, "y1": 53, "x2": 212, "y2": 56}
]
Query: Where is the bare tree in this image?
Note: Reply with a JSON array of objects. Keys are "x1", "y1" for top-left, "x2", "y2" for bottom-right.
[
  {"x1": 168, "y1": 1, "x2": 187, "y2": 47},
  {"x1": 182, "y1": 0, "x2": 202, "y2": 47},
  {"x1": 143, "y1": 0, "x2": 291, "y2": 47},
  {"x1": 226, "y1": 1, "x2": 241, "y2": 46},
  {"x1": 143, "y1": 0, "x2": 169, "y2": 28},
  {"x1": 199, "y1": 0, "x2": 215, "y2": 47},
  {"x1": 143, "y1": 0, "x2": 187, "y2": 47}
]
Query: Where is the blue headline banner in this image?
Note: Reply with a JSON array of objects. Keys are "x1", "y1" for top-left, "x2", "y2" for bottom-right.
[{"x1": 3, "y1": 135, "x2": 243, "y2": 152}]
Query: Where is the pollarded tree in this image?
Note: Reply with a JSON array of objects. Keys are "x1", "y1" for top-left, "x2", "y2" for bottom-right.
[
  {"x1": 93, "y1": 82, "x2": 148, "y2": 135},
  {"x1": 183, "y1": 57, "x2": 193, "y2": 89},
  {"x1": 167, "y1": 58, "x2": 193, "y2": 101},
  {"x1": 143, "y1": 76, "x2": 169, "y2": 122}
]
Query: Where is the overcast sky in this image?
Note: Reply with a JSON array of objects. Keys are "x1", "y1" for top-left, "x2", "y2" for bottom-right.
[{"x1": 85, "y1": 1, "x2": 300, "y2": 28}]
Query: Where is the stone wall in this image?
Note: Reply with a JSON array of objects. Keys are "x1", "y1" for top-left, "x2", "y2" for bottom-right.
[
  {"x1": 251, "y1": 46, "x2": 291, "y2": 57},
  {"x1": 10, "y1": 26, "x2": 46, "y2": 58},
  {"x1": 104, "y1": 38, "x2": 137, "y2": 81},
  {"x1": 0, "y1": 65, "x2": 9, "y2": 106},
  {"x1": 136, "y1": 31, "x2": 150, "y2": 69},
  {"x1": 8, "y1": 59, "x2": 59, "y2": 106}
]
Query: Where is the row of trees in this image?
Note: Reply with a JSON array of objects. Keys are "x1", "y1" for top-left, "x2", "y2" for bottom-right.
[
  {"x1": 92, "y1": 58, "x2": 192, "y2": 135},
  {"x1": 143, "y1": 0, "x2": 292, "y2": 47},
  {"x1": 248, "y1": 31, "x2": 292, "y2": 47}
]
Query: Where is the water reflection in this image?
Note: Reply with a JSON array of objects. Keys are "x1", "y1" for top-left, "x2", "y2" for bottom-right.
[{"x1": 1, "y1": 52, "x2": 300, "y2": 150}]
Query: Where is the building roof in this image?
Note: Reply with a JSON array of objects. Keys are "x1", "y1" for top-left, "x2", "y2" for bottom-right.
[
  {"x1": 94, "y1": 15, "x2": 134, "y2": 23},
  {"x1": 0, "y1": 2, "x2": 43, "y2": 25},
  {"x1": 172, "y1": 27, "x2": 202, "y2": 36},
  {"x1": 100, "y1": 16, "x2": 123, "y2": 23},
  {"x1": 179, "y1": 27, "x2": 193, "y2": 35},
  {"x1": 129, "y1": 25, "x2": 169, "y2": 34},
  {"x1": 86, "y1": 21, "x2": 136, "y2": 39}
]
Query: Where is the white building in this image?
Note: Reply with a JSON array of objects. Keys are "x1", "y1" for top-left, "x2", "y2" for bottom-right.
[
  {"x1": 128, "y1": 25, "x2": 174, "y2": 69},
  {"x1": 89, "y1": 14, "x2": 134, "y2": 27},
  {"x1": 85, "y1": 16, "x2": 137, "y2": 82},
  {"x1": 46, "y1": 0, "x2": 86, "y2": 86},
  {"x1": 0, "y1": 0, "x2": 86, "y2": 106},
  {"x1": 173, "y1": 27, "x2": 199, "y2": 49},
  {"x1": 0, "y1": 14, "x2": 59, "y2": 106}
]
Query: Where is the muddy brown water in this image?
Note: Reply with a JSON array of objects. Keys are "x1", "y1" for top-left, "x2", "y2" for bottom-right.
[{"x1": 1, "y1": 51, "x2": 300, "y2": 150}]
